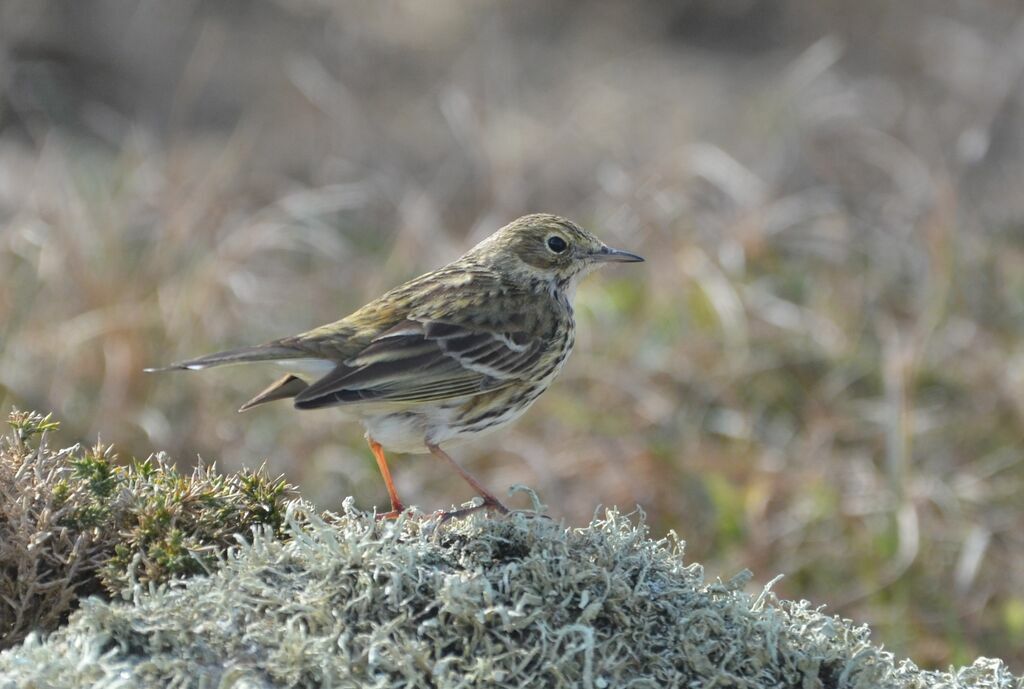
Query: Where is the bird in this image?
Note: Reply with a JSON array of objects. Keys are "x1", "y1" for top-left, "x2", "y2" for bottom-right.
[{"x1": 147, "y1": 213, "x2": 643, "y2": 518}]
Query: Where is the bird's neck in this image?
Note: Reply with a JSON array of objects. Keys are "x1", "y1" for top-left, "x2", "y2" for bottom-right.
[{"x1": 557, "y1": 262, "x2": 599, "y2": 301}]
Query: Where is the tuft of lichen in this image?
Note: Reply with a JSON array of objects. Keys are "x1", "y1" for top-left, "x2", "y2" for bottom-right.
[
  {"x1": 0, "y1": 410, "x2": 292, "y2": 650},
  {"x1": 1, "y1": 501, "x2": 1021, "y2": 688}
]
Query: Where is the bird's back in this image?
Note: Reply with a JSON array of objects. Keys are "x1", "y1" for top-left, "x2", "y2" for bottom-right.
[{"x1": 289, "y1": 261, "x2": 565, "y2": 358}]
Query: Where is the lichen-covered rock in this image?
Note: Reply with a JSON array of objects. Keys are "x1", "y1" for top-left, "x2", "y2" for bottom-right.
[{"x1": 2, "y1": 501, "x2": 1020, "y2": 689}]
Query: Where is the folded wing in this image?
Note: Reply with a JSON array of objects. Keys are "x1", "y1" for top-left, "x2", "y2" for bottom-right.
[{"x1": 293, "y1": 318, "x2": 542, "y2": 409}]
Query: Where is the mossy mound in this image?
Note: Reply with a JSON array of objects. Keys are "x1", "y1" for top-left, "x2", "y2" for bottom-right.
[
  {"x1": 1, "y1": 502, "x2": 1020, "y2": 689},
  {"x1": 1, "y1": 411, "x2": 1020, "y2": 687}
]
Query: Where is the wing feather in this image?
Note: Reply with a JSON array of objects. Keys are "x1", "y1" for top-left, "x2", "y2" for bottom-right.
[{"x1": 293, "y1": 318, "x2": 542, "y2": 410}]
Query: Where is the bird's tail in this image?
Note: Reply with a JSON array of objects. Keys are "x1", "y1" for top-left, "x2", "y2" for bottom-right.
[
  {"x1": 144, "y1": 344, "x2": 307, "y2": 372},
  {"x1": 238, "y1": 374, "x2": 309, "y2": 412}
]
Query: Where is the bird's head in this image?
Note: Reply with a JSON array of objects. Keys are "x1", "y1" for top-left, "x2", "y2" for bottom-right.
[{"x1": 473, "y1": 213, "x2": 643, "y2": 292}]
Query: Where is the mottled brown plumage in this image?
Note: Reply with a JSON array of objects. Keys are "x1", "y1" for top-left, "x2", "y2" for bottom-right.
[{"x1": 148, "y1": 214, "x2": 643, "y2": 516}]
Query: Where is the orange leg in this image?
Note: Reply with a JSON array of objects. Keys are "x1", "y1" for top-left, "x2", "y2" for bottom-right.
[
  {"x1": 368, "y1": 437, "x2": 405, "y2": 519},
  {"x1": 427, "y1": 442, "x2": 509, "y2": 516}
]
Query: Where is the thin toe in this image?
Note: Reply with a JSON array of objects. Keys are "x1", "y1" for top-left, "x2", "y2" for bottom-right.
[
  {"x1": 375, "y1": 505, "x2": 407, "y2": 521},
  {"x1": 484, "y1": 495, "x2": 511, "y2": 514},
  {"x1": 433, "y1": 496, "x2": 509, "y2": 523}
]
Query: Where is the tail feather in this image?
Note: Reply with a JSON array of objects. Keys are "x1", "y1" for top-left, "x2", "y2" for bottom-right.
[
  {"x1": 144, "y1": 345, "x2": 307, "y2": 372},
  {"x1": 238, "y1": 374, "x2": 309, "y2": 412}
]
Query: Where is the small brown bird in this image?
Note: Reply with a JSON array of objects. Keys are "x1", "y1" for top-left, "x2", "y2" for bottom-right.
[{"x1": 148, "y1": 214, "x2": 643, "y2": 517}]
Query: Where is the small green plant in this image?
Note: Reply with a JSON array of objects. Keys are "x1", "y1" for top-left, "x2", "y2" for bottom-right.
[
  {"x1": 0, "y1": 410, "x2": 294, "y2": 649},
  {"x1": 6, "y1": 409, "x2": 61, "y2": 443}
]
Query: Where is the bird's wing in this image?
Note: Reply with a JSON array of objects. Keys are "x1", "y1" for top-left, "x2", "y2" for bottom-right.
[{"x1": 292, "y1": 313, "x2": 547, "y2": 410}]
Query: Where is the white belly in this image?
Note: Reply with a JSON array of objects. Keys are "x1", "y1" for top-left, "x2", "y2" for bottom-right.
[
  {"x1": 358, "y1": 393, "x2": 538, "y2": 455},
  {"x1": 360, "y1": 406, "x2": 459, "y2": 455}
]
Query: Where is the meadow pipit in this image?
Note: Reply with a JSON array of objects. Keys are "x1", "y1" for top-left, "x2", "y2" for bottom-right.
[{"x1": 148, "y1": 214, "x2": 643, "y2": 517}]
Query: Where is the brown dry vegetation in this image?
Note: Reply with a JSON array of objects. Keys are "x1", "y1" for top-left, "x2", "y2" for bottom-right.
[{"x1": 3, "y1": 0, "x2": 1024, "y2": 670}]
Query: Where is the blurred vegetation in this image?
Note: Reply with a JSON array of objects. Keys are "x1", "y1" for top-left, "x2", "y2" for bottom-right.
[{"x1": 3, "y1": 0, "x2": 1024, "y2": 670}]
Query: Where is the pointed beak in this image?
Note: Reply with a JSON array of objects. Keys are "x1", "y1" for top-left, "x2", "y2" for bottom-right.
[{"x1": 592, "y1": 244, "x2": 645, "y2": 263}]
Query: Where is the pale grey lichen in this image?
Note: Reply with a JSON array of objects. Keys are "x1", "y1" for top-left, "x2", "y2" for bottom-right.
[{"x1": 1, "y1": 501, "x2": 1020, "y2": 689}]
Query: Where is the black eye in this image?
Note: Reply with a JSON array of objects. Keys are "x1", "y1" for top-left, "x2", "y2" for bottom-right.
[{"x1": 547, "y1": 235, "x2": 568, "y2": 253}]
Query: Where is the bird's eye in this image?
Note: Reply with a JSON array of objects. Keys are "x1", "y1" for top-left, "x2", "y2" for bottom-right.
[{"x1": 546, "y1": 235, "x2": 568, "y2": 253}]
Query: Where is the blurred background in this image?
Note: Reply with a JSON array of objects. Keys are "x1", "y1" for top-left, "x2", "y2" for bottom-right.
[{"x1": 3, "y1": 0, "x2": 1024, "y2": 670}]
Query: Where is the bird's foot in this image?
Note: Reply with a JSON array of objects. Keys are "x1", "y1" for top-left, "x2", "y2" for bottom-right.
[
  {"x1": 375, "y1": 503, "x2": 408, "y2": 521},
  {"x1": 484, "y1": 494, "x2": 510, "y2": 515},
  {"x1": 432, "y1": 495, "x2": 509, "y2": 523}
]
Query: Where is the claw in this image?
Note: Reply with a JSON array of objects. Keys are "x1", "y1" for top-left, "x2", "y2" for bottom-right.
[{"x1": 432, "y1": 495, "x2": 509, "y2": 524}]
